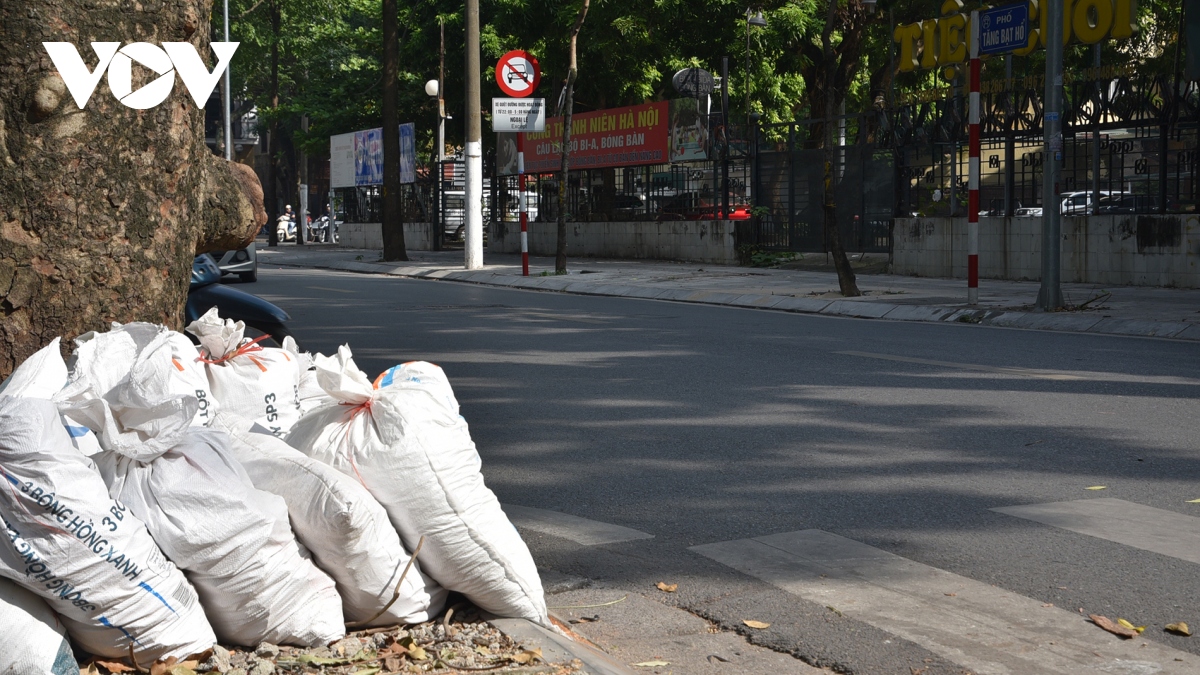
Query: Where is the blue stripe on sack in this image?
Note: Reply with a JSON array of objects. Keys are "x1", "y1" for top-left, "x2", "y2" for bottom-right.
[
  {"x1": 1, "y1": 467, "x2": 18, "y2": 487},
  {"x1": 99, "y1": 616, "x2": 142, "y2": 646},
  {"x1": 379, "y1": 366, "x2": 398, "y2": 388},
  {"x1": 65, "y1": 425, "x2": 91, "y2": 438},
  {"x1": 138, "y1": 581, "x2": 176, "y2": 613}
]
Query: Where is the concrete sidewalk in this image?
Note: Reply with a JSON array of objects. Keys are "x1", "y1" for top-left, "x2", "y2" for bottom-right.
[{"x1": 256, "y1": 244, "x2": 1200, "y2": 341}]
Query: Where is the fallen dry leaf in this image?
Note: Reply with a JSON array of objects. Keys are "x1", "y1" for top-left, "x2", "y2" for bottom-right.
[
  {"x1": 94, "y1": 662, "x2": 134, "y2": 674},
  {"x1": 707, "y1": 655, "x2": 729, "y2": 663},
  {"x1": 383, "y1": 656, "x2": 401, "y2": 672},
  {"x1": 1116, "y1": 618, "x2": 1146, "y2": 633},
  {"x1": 1085, "y1": 486, "x2": 1108, "y2": 490},
  {"x1": 656, "y1": 582, "x2": 678, "y2": 593},
  {"x1": 944, "y1": 593, "x2": 957, "y2": 597},
  {"x1": 633, "y1": 661, "x2": 671, "y2": 668},
  {"x1": 474, "y1": 646, "x2": 491, "y2": 657},
  {"x1": 1166, "y1": 622, "x2": 1192, "y2": 636},
  {"x1": 81, "y1": 664, "x2": 101, "y2": 675},
  {"x1": 1188, "y1": 499, "x2": 1200, "y2": 503},
  {"x1": 408, "y1": 645, "x2": 428, "y2": 661},
  {"x1": 569, "y1": 614, "x2": 599, "y2": 624},
  {"x1": 1043, "y1": 603, "x2": 1054, "y2": 608},
  {"x1": 510, "y1": 648, "x2": 542, "y2": 665},
  {"x1": 1090, "y1": 614, "x2": 1139, "y2": 638},
  {"x1": 743, "y1": 620, "x2": 771, "y2": 629}
]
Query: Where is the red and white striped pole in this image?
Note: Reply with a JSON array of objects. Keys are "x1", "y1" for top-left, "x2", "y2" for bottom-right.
[
  {"x1": 518, "y1": 132, "x2": 529, "y2": 276},
  {"x1": 968, "y1": 10, "x2": 981, "y2": 305}
]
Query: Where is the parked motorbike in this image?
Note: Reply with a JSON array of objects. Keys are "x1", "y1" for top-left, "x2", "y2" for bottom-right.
[
  {"x1": 275, "y1": 214, "x2": 296, "y2": 242},
  {"x1": 310, "y1": 215, "x2": 340, "y2": 243},
  {"x1": 186, "y1": 254, "x2": 293, "y2": 346}
]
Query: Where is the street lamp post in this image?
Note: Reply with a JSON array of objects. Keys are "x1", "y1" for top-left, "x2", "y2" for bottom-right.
[{"x1": 745, "y1": 8, "x2": 766, "y2": 125}]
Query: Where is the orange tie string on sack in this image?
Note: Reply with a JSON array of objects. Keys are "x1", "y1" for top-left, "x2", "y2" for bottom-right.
[
  {"x1": 338, "y1": 396, "x2": 374, "y2": 488},
  {"x1": 196, "y1": 334, "x2": 272, "y2": 367}
]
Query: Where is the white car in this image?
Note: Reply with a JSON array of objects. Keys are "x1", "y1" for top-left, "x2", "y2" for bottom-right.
[
  {"x1": 211, "y1": 241, "x2": 258, "y2": 282},
  {"x1": 1059, "y1": 190, "x2": 1122, "y2": 215}
]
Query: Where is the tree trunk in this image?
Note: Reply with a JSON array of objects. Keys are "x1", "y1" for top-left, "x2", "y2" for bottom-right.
[
  {"x1": 266, "y1": 0, "x2": 280, "y2": 246},
  {"x1": 380, "y1": 0, "x2": 408, "y2": 261},
  {"x1": 556, "y1": 0, "x2": 589, "y2": 274},
  {"x1": 820, "y1": 0, "x2": 860, "y2": 297},
  {"x1": 0, "y1": 0, "x2": 266, "y2": 378}
]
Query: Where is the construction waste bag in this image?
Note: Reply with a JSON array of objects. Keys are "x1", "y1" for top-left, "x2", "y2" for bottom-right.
[
  {"x1": 286, "y1": 346, "x2": 549, "y2": 627},
  {"x1": 214, "y1": 411, "x2": 448, "y2": 626},
  {"x1": 282, "y1": 337, "x2": 331, "y2": 416},
  {"x1": 0, "y1": 395, "x2": 216, "y2": 661},
  {"x1": 0, "y1": 576, "x2": 78, "y2": 675},
  {"x1": 61, "y1": 324, "x2": 345, "y2": 648},
  {"x1": 187, "y1": 308, "x2": 302, "y2": 437}
]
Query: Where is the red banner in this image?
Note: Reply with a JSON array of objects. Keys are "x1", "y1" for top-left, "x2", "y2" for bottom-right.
[{"x1": 521, "y1": 101, "x2": 669, "y2": 172}]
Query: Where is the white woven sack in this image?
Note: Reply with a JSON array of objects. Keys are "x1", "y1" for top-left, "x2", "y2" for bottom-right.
[
  {"x1": 0, "y1": 397, "x2": 215, "y2": 661},
  {"x1": 0, "y1": 576, "x2": 77, "y2": 675},
  {"x1": 282, "y1": 337, "x2": 330, "y2": 416},
  {"x1": 187, "y1": 309, "x2": 301, "y2": 436},
  {"x1": 286, "y1": 346, "x2": 548, "y2": 626},
  {"x1": 59, "y1": 324, "x2": 345, "y2": 648},
  {"x1": 213, "y1": 412, "x2": 447, "y2": 626},
  {"x1": 93, "y1": 429, "x2": 346, "y2": 647},
  {"x1": 68, "y1": 324, "x2": 217, "y2": 451},
  {"x1": 0, "y1": 339, "x2": 101, "y2": 457}
]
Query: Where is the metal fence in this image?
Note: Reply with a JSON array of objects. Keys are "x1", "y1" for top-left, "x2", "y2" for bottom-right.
[
  {"x1": 887, "y1": 73, "x2": 1200, "y2": 218},
  {"x1": 746, "y1": 117, "x2": 895, "y2": 253}
]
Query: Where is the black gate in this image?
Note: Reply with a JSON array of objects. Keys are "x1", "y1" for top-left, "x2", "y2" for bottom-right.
[{"x1": 746, "y1": 119, "x2": 894, "y2": 253}]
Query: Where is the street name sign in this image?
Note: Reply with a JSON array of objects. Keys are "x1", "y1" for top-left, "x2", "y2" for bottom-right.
[
  {"x1": 978, "y1": 3, "x2": 1029, "y2": 56},
  {"x1": 492, "y1": 97, "x2": 546, "y2": 132},
  {"x1": 496, "y1": 50, "x2": 540, "y2": 98}
]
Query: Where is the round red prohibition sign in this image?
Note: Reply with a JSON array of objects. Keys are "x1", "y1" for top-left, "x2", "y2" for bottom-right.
[{"x1": 496, "y1": 50, "x2": 540, "y2": 98}]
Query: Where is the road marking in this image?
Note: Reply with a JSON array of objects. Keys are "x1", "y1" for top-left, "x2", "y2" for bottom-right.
[
  {"x1": 691, "y1": 530, "x2": 1198, "y2": 675},
  {"x1": 502, "y1": 505, "x2": 654, "y2": 546},
  {"x1": 307, "y1": 285, "x2": 355, "y2": 294},
  {"x1": 837, "y1": 350, "x2": 1200, "y2": 385},
  {"x1": 836, "y1": 350, "x2": 1084, "y2": 380},
  {"x1": 993, "y1": 498, "x2": 1200, "y2": 565}
]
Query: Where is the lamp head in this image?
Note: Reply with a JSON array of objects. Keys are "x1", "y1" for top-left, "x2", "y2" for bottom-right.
[
  {"x1": 747, "y1": 10, "x2": 767, "y2": 27},
  {"x1": 424, "y1": 79, "x2": 439, "y2": 97}
]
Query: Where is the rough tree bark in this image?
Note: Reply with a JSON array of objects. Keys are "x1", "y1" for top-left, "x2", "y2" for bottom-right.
[
  {"x1": 0, "y1": 0, "x2": 267, "y2": 378},
  {"x1": 555, "y1": 0, "x2": 589, "y2": 274},
  {"x1": 380, "y1": 0, "x2": 408, "y2": 261}
]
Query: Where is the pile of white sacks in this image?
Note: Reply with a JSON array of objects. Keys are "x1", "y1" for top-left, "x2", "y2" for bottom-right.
[{"x1": 0, "y1": 308, "x2": 547, "y2": 670}]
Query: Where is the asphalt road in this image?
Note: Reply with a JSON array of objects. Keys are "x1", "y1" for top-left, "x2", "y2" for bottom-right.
[{"x1": 248, "y1": 265, "x2": 1200, "y2": 674}]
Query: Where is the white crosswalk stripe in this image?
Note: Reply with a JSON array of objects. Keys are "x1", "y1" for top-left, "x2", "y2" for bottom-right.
[
  {"x1": 992, "y1": 498, "x2": 1200, "y2": 565},
  {"x1": 503, "y1": 504, "x2": 654, "y2": 545},
  {"x1": 691, "y1": 529, "x2": 1200, "y2": 675}
]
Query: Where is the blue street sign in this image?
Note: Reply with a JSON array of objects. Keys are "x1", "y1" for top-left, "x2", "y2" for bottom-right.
[{"x1": 978, "y1": 3, "x2": 1029, "y2": 56}]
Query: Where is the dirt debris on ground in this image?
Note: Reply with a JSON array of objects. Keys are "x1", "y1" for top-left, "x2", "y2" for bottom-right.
[{"x1": 81, "y1": 606, "x2": 584, "y2": 675}]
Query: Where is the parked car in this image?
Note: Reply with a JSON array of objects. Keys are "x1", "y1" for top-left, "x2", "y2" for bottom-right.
[
  {"x1": 1059, "y1": 190, "x2": 1122, "y2": 215},
  {"x1": 210, "y1": 242, "x2": 258, "y2": 282},
  {"x1": 611, "y1": 193, "x2": 648, "y2": 218},
  {"x1": 1094, "y1": 194, "x2": 1163, "y2": 214},
  {"x1": 1014, "y1": 206, "x2": 1043, "y2": 217},
  {"x1": 655, "y1": 192, "x2": 751, "y2": 221}
]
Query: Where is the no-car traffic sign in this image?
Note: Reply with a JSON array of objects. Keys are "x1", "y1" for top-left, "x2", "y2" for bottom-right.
[{"x1": 496, "y1": 50, "x2": 540, "y2": 98}]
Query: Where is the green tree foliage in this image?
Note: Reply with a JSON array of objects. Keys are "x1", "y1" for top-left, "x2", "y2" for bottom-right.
[{"x1": 217, "y1": 0, "x2": 1185, "y2": 170}]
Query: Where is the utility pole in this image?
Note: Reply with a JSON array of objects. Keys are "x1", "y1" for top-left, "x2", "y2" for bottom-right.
[
  {"x1": 464, "y1": 0, "x2": 483, "y2": 270},
  {"x1": 438, "y1": 19, "x2": 446, "y2": 164},
  {"x1": 1037, "y1": 0, "x2": 1064, "y2": 310}
]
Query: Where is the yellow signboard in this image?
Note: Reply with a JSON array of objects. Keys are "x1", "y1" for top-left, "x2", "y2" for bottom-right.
[{"x1": 894, "y1": 0, "x2": 1138, "y2": 73}]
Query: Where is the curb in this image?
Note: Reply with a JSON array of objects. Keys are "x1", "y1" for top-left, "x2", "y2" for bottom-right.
[{"x1": 275, "y1": 258, "x2": 1200, "y2": 342}]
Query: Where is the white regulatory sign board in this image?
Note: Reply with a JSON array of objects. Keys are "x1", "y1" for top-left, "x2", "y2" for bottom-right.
[
  {"x1": 329, "y1": 132, "x2": 355, "y2": 188},
  {"x1": 492, "y1": 97, "x2": 546, "y2": 132}
]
